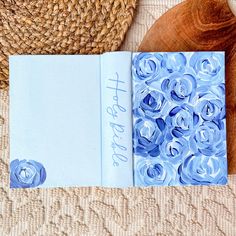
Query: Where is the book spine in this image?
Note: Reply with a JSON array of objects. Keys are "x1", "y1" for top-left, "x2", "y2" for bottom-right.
[{"x1": 101, "y1": 52, "x2": 133, "y2": 187}]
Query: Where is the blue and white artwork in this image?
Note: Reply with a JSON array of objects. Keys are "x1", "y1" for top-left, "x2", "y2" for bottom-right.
[
  {"x1": 132, "y1": 52, "x2": 227, "y2": 186},
  {"x1": 9, "y1": 52, "x2": 227, "y2": 188},
  {"x1": 10, "y1": 159, "x2": 46, "y2": 188}
]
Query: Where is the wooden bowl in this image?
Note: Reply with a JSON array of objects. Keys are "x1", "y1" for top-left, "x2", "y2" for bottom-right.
[{"x1": 139, "y1": 0, "x2": 236, "y2": 174}]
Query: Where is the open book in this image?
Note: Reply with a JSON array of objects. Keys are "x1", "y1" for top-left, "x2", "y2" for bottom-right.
[{"x1": 9, "y1": 52, "x2": 227, "y2": 188}]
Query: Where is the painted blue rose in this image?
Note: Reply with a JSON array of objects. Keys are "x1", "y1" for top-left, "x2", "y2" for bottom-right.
[
  {"x1": 178, "y1": 154, "x2": 227, "y2": 185},
  {"x1": 166, "y1": 104, "x2": 199, "y2": 138},
  {"x1": 135, "y1": 158, "x2": 176, "y2": 186},
  {"x1": 133, "y1": 118, "x2": 166, "y2": 157},
  {"x1": 132, "y1": 52, "x2": 227, "y2": 187},
  {"x1": 133, "y1": 85, "x2": 167, "y2": 118},
  {"x1": 162, "y1": 52, "x2": 187, "y2": 73},
  {"x1": 190, "y1": 121, "x2": 226, "y2": 157},
  {"x1": 132, "y1": 53, "x2": 163, "y2": 80},
  {"x1": 190, "y1": 52, "x2": 224, "y2": 85},
  {"x1": 10, "y1": 159, "x2": 46, "y2": 188},
  {"x1": 160, "y1": 134, "x2": 189, "y2": 164},
  {"x1": 161, "y1": 73, "x2": 196, "y2": 103},
  {"x1": 195, "y1": 84, "x2": 225, "y2": 122}
]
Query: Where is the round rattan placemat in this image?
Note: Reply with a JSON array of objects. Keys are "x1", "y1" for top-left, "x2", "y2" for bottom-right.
[{"x1": 0, "y1": 0, "x2": 137, "y2": 89}]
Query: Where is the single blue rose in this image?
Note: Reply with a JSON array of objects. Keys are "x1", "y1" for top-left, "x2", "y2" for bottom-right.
[
  {"x1": 135, "y1": 158, "x2": 176, "y2": 186},
  {"x1": 190, "y1": 121, "x2": 226, "y2": 156},
  {"x1": 166, "y1": 104, "x2": 199, "y2": 138},
  {"x1": 10, "y1": 159, "x2": 46, "y2": 188},
  {"x1": 162, "y1": 52, "x2": 187, "y2": 73},
  {"x1": 178, "y1": 154, "x2": 227, "y2": 185},
  {"x1": 133, "y1": 85, "x2": 167, "y2": 118},
  {"x1": 194, "y1": 84, "x2": 225, "y2": 122},
  {"x1": 133, "y1": 117, "x2": 166, "y2": 157},
  {"x1": 161, "y1": 72, "x2": 196, "y2": 103},
  {"x1": 160, "y1": 134, "x2": 189, "y2": 164},
  {"x1": 132, "y1": 53, "x2": 163, "y2": 80},
  {"x1": 189, "y1": 52, "x2": 224, "y2": 85}
]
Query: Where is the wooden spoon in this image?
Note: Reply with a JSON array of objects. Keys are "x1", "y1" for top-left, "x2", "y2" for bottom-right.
[{"x1": 139, "y1": 0, "x2": 236, "y2": 174}]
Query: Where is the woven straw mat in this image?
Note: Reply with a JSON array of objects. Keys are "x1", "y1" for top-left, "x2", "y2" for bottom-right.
[{"x1": 0, "y1": 0, "x2": 136, "y2": 89}]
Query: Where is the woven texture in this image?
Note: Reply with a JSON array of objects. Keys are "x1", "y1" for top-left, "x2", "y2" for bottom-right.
[
  {"x1": 1, "y1": 0, "x2": 236, "y2": 235},
  {"x1": 0, "y1": 0, "x2": 136, "y2": 89}
]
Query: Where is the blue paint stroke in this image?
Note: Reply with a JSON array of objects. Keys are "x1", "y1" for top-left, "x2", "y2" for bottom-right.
[
  {"x1": 10, "y1": 159, "x2": 46, "y2": 188},
  {"x1": 133, "y1": 52, "x2": 227, "y2": 186}
]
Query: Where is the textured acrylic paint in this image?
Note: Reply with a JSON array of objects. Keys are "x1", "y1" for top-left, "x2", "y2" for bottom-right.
[
  {"x1": 9, "y1": 52, "x2": 227, "y2": 188},
  {"x1": 132, "y1": 52, "x2": 227, "y2": 186}
]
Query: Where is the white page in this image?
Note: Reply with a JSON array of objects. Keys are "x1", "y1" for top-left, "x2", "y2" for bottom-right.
[{"x1": 10, "y1": 55, "x2": 101, "y2": 188}]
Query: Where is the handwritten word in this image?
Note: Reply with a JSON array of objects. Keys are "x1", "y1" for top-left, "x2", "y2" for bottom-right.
[
  {"x1": 105, "y1": 72, "x2": 128, "y2": 166},
  {"x1": 106, "y1": 73, "x2": 126, "y2": 119},
  {"x1": 109, "y1": 122, "x2": 128, "y2": 166}
]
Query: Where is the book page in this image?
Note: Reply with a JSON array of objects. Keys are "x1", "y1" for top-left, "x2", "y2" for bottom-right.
[
  {"x1": 132, "y1": 52, "x2": 227, "y2": 187},
  {"x1": 10, "y1": 55, "x2": 101, "y2": 188}
]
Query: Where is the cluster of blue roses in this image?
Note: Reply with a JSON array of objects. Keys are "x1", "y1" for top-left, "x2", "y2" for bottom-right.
[{"x1": 132, "y1": 52, "x2": 227, "y2": 186}]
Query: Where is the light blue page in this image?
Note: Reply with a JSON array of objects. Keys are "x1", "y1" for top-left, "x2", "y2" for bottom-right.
[
  {"x1": 101, "y1": 52, "x2": 133, "y2": 187},
  {"x1": 10, "y1": 55, "x2": 101, "y2": 188}
]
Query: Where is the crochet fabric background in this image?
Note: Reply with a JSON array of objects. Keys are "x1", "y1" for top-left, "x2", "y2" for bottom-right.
[{"x1": 0, "y1": 0, "x2": 236, "y2": 235}]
